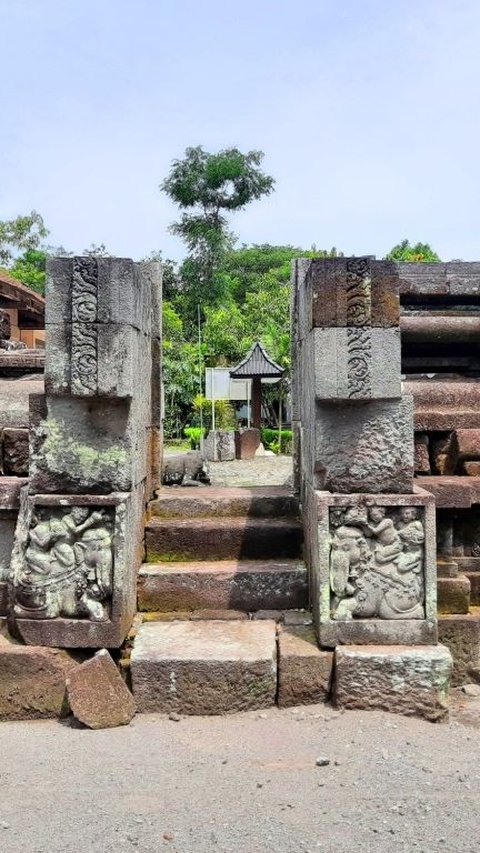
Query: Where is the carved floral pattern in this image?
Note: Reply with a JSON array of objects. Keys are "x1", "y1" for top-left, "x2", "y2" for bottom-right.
[
  {"x1": 71, "y1": 257, "x2": 98, "y2": 394},
  {"x1": 329, "y1": 505, "x2": 425, "y2": 621},
  {"x1": 14, "y1": 506, "x2": 113, "y2": 621}
]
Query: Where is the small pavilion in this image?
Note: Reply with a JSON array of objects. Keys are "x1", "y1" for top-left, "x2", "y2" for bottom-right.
[{"x1": 230, "y1": 341, "x2": 284, "y2": 429}]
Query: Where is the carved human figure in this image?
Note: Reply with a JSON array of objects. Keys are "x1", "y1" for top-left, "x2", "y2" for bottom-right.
[
  {"x1": 15, "y1": 507, "x2": 112, "y2": 620},
  {"x1": 329, "y1": 505, "x2": 426, "y2": 622}
]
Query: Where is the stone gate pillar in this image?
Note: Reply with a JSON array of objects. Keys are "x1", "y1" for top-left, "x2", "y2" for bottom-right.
[
  {"x1": 292, "y1": 257, "x2": 439, "y2": 647},
  {"x1": 8, "y1": 257, "x2": 162, "y2": 647}
]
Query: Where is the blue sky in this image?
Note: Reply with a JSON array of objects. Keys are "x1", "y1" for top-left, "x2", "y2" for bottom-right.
[{"x1": 1, "y1": 0, "x2": 479, "y2": 261}]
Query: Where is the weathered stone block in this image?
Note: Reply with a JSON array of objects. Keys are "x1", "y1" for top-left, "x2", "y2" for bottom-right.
[
  {"x1": 414, "y1": 434, "x2": 430, "y2": 475},
  {"x1": 464, "y1": 462, "x2": 480, "y2": 476},
  {"x1": 0, "y1": 512, "x2": 16, "y2": 615},
  {"x1": 278, "y1": 626, "x2": 333, "y2": 707},
  {"x1": 0, "y1": 633, "x2": 77, "y2": 720},
  {"x1": 2, "y1": 427, "x2": 29, "y2": 475},
  {"x1": 309, "y1": 258, "x2": 399, "y2": 328},
  {"x1": 334, "y1": 644, "x2": 452, "y2": 720},
  {"x1": 66, "y1": 649, "x2": 136, "y2": 728},
  {"x1": 145, "y1": 517, "x2": 303, "y2": 562},
  {"x1": 9, "y1": 491, "x2": 137, "y2": 648},
  {"x1": 437, "y1": 575, "x2": 470, "y2": 614},
  {"x1": 130, "y1": 620, "x2": 277, "y2": 714},
  {"x1": 310, "y1": 487, "x2": 437, "y2": 647},
  {"x1": 312, "y1": 327, "x2": 401, "y2": 400},
  {"x1": 438, "y1": 613, "x2": 480, "y2": 686},
  {"x1": 314, "y1": 396, "x2": 414, "y2": 494},
  {"x1": 235, "y1": 428, "x2": 261, "y2": 460},
  {"x1": 453, "y1": 429, "x2": 480, "y2": 461},
  {"x1": 204, "y1": 430, "x2": 235, "y2": 462},
  {"x1": 137, "y1": 560, "x2": 308, "y2": 612}
]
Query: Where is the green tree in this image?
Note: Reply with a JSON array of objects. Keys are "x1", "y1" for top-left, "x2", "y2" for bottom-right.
[
  {"x1": 9, "y1": 248, "x2": 47, "y2": 294},
  {"x1": 385, "y1": 239, "x2": 441, "y2": 262},
  {"x1": 160, "y1": 146, "x2": 275, "y2": 322},
  {"x1": 0, "y1": 211, "x2": 49, "y2": 266},
  {"x1": 162, "y1": 301, "x2": 203, "y2": 437}
]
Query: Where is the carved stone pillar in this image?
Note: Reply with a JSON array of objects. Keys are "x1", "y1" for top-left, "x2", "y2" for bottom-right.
[
  {"x1": 293, "y1": 257, "x2": 439, "y2": 648},
  {"x1": 8, "y1": 257, "x2": 162, "y2": 647}
]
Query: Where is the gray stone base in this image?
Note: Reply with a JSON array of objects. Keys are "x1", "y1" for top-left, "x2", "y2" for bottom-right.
[
  {"x1": 334, "y1": 644, "x2": 452, "y2": 721},
  {"x1": 131, "y1": 619, "x2": 277, "y2": 714}
]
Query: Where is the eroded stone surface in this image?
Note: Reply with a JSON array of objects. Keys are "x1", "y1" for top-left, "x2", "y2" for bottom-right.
[
  {"x1": 137, "y1": 560, "x2": 308, "y2": 612},
  {"x1": 278, "y1": 626, "x2": 333, "y2": 707},
  {"x1": 0, "y1": 633, "x2": 77, "y2": 720},
  {"x1": 66, "y1": 649, "x2": 136, "y2": 729},
  {"x1": 131, "y1": 619, "x2": 277, "y2": 714},
  {"x1": 2, "y1": 428, "x2": 29, "y2": 475},
  {"x1": 438, "y1": 613, "x2": 480, "y2": 687},
  {"x1": 314, "y1": 396, "x2": 414, "y2": 494},
  {"x1": 235, "y1": 428, "x2": 261, "y2": 460},
  {"x1": 204, "y1": 430, "x2": 235, "y2": 462},
  {"x1": 437, "y1": 575, "x2": 470, "y2": 614},
  {"x1": 334, "y1": 644, "x2": 452, "y2": 720}
]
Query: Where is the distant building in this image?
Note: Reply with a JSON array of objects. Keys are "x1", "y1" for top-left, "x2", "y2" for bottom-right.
[{"x1": 0, "y1": 270, "x2": 45, "y2": 348}]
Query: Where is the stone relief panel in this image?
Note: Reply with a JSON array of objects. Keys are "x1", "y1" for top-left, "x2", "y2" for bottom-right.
[
  {"x1": 71, "y1": 257, "x2": 99, "y2": 395},
  {"x1": 345, "y1": 257, "x2": 371, "y2": 326},
  {"x1": 14, "y1": 505, "x2": 113, "y2": 621},
  {"x1": 329, "y1": 505, "x2": 425, "y2": 621}
]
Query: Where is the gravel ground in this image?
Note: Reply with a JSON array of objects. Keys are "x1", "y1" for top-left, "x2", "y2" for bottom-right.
[
  {"x1": 163, "y1": 447, "x2": 293, "y2": 488},
  {"x1": 209, "y1": 456, "x2": 293, "y2": 487},
  {"x1": 1, "y1": 701, "x2": 479, "y2": 853}
]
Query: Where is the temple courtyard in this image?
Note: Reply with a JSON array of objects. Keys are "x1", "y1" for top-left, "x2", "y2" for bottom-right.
[{"x1": 0, "y1": 702, "x2": 478, "y2": 853}]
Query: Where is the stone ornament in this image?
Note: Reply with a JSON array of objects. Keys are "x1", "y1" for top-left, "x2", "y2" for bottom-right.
[
  {"x1": 71, "y1": 257, "x2": 98, "y2": 395},
  {"x1": 14, "y1": 506, "x2": 113, "y2": 621},
  {"x1": 329, "y1": 505, "x2": 425, "y2": 621}
]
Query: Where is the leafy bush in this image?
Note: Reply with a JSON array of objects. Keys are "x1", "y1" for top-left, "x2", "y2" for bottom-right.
[
  {"x1": 192, "y1": 395, "x2": 236, "y2": 430},
  {"x1": 261, "y1": 428, "x2": 293, "y2": 455},
  {"x1": 183, "y1": 426, "x2": 206, "y2": 449}
]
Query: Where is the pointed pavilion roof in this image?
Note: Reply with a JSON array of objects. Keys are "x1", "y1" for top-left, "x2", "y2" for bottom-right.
[{"x1": 229, "y1": 340, "x2": 284, "y2": 379}]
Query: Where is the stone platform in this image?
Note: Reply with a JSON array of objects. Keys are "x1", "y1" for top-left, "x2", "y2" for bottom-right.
[
  {"x1": 130, "y1": 619, "x2": 277, "y2": 714},
  {"x1": 334, "y1": 644, "x2": 452, "y2": 721}
]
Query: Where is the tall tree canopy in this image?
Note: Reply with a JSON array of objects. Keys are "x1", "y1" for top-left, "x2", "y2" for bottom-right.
[{"x1": 161, "y1": 146, "x2": 275, "y2": 323}]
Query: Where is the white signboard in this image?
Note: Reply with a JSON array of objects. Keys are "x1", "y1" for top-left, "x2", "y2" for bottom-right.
[{"x1": 204, "y1": 368, "x2": 252, "y2": 402}]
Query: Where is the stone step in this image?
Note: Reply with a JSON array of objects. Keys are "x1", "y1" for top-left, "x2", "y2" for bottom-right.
[
  {"x1": 137, "y1": 559, "x2": 308, "y2": 612},
  {"x1": 130, "y1": 619, "x2": 277, "y2": 714},
  {"x1": 438, "y1": 610, "x2": 480, "y2": 686},
  {"x1": 437, "y1": 575, "x2": 471, "y2": 614},
  {"x1": 149, "y1": 486, "x2": 299, "y2": 520},
  {"x1": 465, "y1": 572, "x2": 480, "y2": 605},
  {"x1": 145, "y1": 517, "x2": 303, "y2": 562}
]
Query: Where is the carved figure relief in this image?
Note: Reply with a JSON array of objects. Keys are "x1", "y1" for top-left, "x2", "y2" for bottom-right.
[
  {"x1": 71, "y1": 257, "x2": 98, "y2": 394},
  {"x1": 329, "y1": 505, "x2": 425, "y2": 621},
  {"x1": 14, "y1": 506, "x2": 113, "y2": 621}
]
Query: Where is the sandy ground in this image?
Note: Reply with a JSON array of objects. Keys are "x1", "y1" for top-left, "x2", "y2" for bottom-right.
[{"x1": 1, "y1": 702, "x2": 479, "y2": 853}]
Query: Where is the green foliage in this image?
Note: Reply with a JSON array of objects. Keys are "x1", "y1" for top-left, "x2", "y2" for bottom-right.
[
  {"x1": 9, "y1": 248, "x2": 47, "y2": 294},
  {"x1": 385, "y1": 239, "x2": 441, "y2": 262},
  {"x1": 162, "y1": 301, "x2": 203, "y2": 438},
  {"x1": 261, "y1": 428, "x2": 293, "y2": 455},
  {"x1": 183, "y1": 426, "x2": 205, "y2": 449},
  {"x1": 161, "y1": 147, "x2": 275, "y2": 325},
  {"x1": 0, "y1": 211, "x2": 48, "y2": 266},
  {"x1": 192, "y1": 395, "x2": 235, "y2": 430}
]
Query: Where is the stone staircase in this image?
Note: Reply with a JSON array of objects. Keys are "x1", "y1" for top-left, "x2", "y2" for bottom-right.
[{"x1": 129, "y1": 488, "x2": 332, "y2": 714}]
